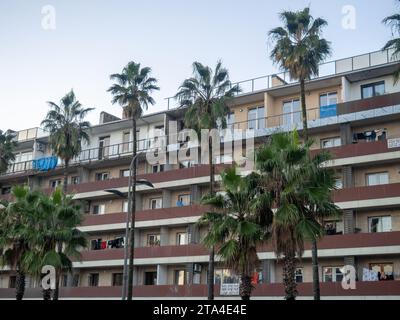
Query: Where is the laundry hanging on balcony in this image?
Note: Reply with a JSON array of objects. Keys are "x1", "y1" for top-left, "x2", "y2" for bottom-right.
[{"x1": 32, "y1": 156, "x2": 58, "y2": 171}]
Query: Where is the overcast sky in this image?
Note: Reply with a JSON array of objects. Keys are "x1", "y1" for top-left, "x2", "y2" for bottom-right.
[{"x1": 0, "y1": 0, "x2": 397, "y2": 131}]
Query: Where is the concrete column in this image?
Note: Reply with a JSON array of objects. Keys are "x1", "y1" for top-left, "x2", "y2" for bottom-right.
[
  {"x1": 343, "y1": 210, "x2": 355, "y2": 234},
  {"x1": 187, "y1": 223, "x2": 199, "y2": 244},
  {"x1": 135, "y1": 193, "x2": 142, "y2": 211},
  {"x1": 342, "y1": 166, "x2": 353, "y2": 188},
  {"x1": 132, "y1": 266, "x2": 139, "y2": 286},
  {"x1": 340, "y1": 123, "x2": 352, "y2": 145},
  {"x1": 157, "y1": 264, "x2": 168, "y2": 285},
  {"x1": 262, "y1": 259, "x2": 276, "y2": 284},
  {"x1": 190, "y1": 184, "x2": 201, "y2": 204},
  {"x1": 160, "y1": 226, "x2": 169, "y2": 246},
  {"x1": 134, "y1": 229, "x2": 141, "y2": 248},
  {"x1": 162, "y1": 190, "x2": 172, "y2": 208}
]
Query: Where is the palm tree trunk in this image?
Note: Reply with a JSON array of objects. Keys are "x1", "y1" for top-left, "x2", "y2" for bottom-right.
[
  {"x1": 15, "y1": 269, "x2": 25, "y2": 301},
  {"x1": 63, "y1": 160, "x2": 69, "y2": 195},
  {"x1": 42, "y1": 288, "x2": 51, "y2": 300},
  {"x1": 282, "y1": 252, "x2": 297, "y2": 301},
  {"x1": 207, "y1": 140, "x2": 215, "y2": 300},
  {"x1": 300, "y1": 78, "x2": 308, "y2": 141},
  {"x1": 127, "y1": 117, "x2": 137, "y2": 301},
  {"x1": 239, "y1": 275, "x2": 252, "y2": 300},
  {"x1": 52, "y1": 242, "x2": 63, "y2": 300},
  {"x1": 312, "y1": 240, "x2": 320, "y2": 300}
]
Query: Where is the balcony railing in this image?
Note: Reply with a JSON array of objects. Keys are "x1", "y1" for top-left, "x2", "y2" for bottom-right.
[{"x1": 164, "y1": 48, "x2": 400, "y2": 109}]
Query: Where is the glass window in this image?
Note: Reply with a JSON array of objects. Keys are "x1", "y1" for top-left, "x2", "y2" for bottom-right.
[
  {"x1": 92, "y1": 204, "x2": 106, "y2": 215},
  {"x1": 152, "y1": 164, "x2": 164, "y2": 173},
  {"x1": 122, "y1": 132, "x2": 131, "y2": 153},
  {"x1": 323, "y1": 266, "x2": 344, "y2": 282},
  {"x1": 88, "y1": 273, "x2": 99, "y2": 287},
  {"x1": 174, "y1": 270, "x2": 186, "y2": 285},
  {"x1": 177, "y1": 194, "x2": 191, "y2": 207},
  {"x1": 176, "y1": 232, "x2": 188, "y2": 245},
  {"x1": 248, "y1": 106, "x2": 265, "y2": 130},
  {"x1": 370, "y1": 263, "x2": 394, "y2": 280},
  {"x1": 295, "y1": 268, "x2": 303, "y2": 283},
  {"x1": 320, "y1": 92, "x2": 338, "y2": 107},
  {"x1": 72, "y1": 274, "x2": 80, "y2": 287},
  {"x1": 321, "y1": 137, "x2": 341, "y2": 149},
  {"x1": 366, "y1": 172, "x2": 389, "y2": 186},
  {"x1": 214, "y1": 269, "x2": 240, "y2": 285},
  {"x1": 71, "y1": 176, "x2": 80, "y2": 185},
  {"x1": 283, "y1": 100, "x2": 301, "y2": 125},
  {"x1": 120, "y1": 169, "x2": 130, "y2": 177},
  {"x1": 112, "y1": 273, "x2": 123, "y2": 286},
  {"x1": 98, "y1": 136, "x2": 110, "y2": 159},
  {"x1": 150, "y1": 198, "x2": 163, "y2": 209},
  {"x1": 324, "y1": 220, "x2": 344, "y2": 235},
  {"x1": 147, "y1": 234, "x2": 161, "y2": 246},
  {"x1": 361, "y1": 81, "x2": 385, "y2": 99},
  {"x1": 49, "y1": 179, "x2": 62, "y2": 188},
  {"x1": 369, "y1": 216, "x2": 392, "y2": 233},
  {"x1": 226, "y1": 112, "x2": 235, "y2": 130},
  {"x1": 95, "y1": 172, "x2": 109, "y2": 181},
  {"x1": 144, "y1": 271, "x2": 157, "y2": 285}
]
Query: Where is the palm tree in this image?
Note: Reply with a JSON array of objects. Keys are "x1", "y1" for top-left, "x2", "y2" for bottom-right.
[
  {"x1": 199, "y1": 167, "x2": 273, "y2": 300},
  {"x1": 0, "y1": 186, "x2": 41, "y2": 300},
  {"x1": 256, "y1": 131, "x2": 339, "y2": 300},
  {"x1": 383, "y1": 0, "x2": 400, "y2": 83},
  {"x1": 24, "y1": 188, "x2": 87, "y2": 300},
  {"x1": 175, "y1": 61, "x2": 240, "y2": 300},
  {"x1": 108, "y1": 61, "x2": 159, "y2": 300},
  {"x1": 41, "y1": 90, "x2": 94, "y2": 195},
  {"x1": 269, "y1": 8, "x2": 331, "y2": 300},
  {"x1": 269, "y1": 7, "x2": 331, "y2": 141},
  {"x1": 0, "y1": 130, "x2": 16, "y2": 174}
]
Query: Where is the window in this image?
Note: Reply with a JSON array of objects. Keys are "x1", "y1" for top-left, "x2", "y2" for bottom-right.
[
  {"x1": 120, "y1": 169, "x2": 130, "y2": 177},
  {"x1": 321, "y1": 137, "x2": 341, "y2": 149},
  {"x1": 283, "y1": 99, "x2": 301, "y2": 125},
  {"x1": 88, "y1": 273, "x2": 99, "y2": 287},
  {"x1": 95, "y1": 172, "x2": 109, "y2": 181},
  {"x1": 295, "y1": 268, "x2": 303, "y2": 283},
  {"x1": 226, "y1": 112, "x2": 235, "y2": 130},
  {"x1": 72, "y1": 274, "x2": 80, "y2": 287},
  {"x1": 123, "y1": 200, "x2": 129, "y2": 213},
  {"x1": 366, "y1": 172, "x2": 389, "y2": 186},
  {"x1": 61, "y1": 274, "x2": 68, "y2": 287},
  {"x1": 49, "y1": 179, "x2": 62, "y2": 188},
  {"x1": 176, "y1": 232, "x2": 188, "y2": 246},
  {"x1": 150, "y1": 198, "x2": 163, "y2": 210},
  {"x1": 147, "y1": 234, "x2": 161, "y2": 246},
  {"x1": 174, "y1": 270, "x2": 186, "y2": 285},
  {"x1": 361, "y1": 81, "x2": 385, "y2": 99},
  {"x1": 8, "y1": 276, "x2": 16, "y2": 289},
  {"x1": 323, "y1": 266, "x2": 344, "y2": 282},
  {"x1": 368, "y1": 216, "x2": 392, "y2": 233},
  {"x1": 98, "y1": 136, "x2": 110, "y2": 159},
  {"x1": 370, "y1": 263, "x2": 394, "y2": 280},
  {"x1": 92, "y1": 204, "x2": 106, "y2": 215},
  {"x1": 214, "y1": 269, "x2": 239, "y2": 285},
  {"x1": 324, "y1": 220, "x2": 344, "y2": 235},
  {"x1": 71, "y1": 176, "x2": 80, "y2": 185},
  {"x1": 335, "y1": 179, "x2": 343, "y2": 189},
  {"x1": 144, "y1": 272, "x2": 157, "y2": 285},
  {"x1": 248, "y1": 106, "x2": 265, "y2": 130},
  {"x1": 112, "y1": 273, "x2": 123, "y2": 286},
  {"x1": 122, "y1": 132, "x2": 131, "y2": 153},
  {"x1": 152, "y1": 164, "x2": 164, "y2": 173},
  {"x1": 320, "y1": 92, "x2": 338, "y2": 118},
  {"x1": 176, "y1": 194, "x2": 191, "y2": 207}
]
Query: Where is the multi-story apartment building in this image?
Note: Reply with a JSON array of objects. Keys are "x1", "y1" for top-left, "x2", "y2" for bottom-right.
[{"x1": 1, "y1": 49, "x2": 400, "y2": 299}]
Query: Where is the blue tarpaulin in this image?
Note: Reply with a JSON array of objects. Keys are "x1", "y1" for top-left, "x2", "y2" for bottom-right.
[
  {"x1": 33, "y1": 156, "x2": 58, "y2": 171},
  {"x1": 320, "y1": 104, "x2": 337, "y2": 118}
]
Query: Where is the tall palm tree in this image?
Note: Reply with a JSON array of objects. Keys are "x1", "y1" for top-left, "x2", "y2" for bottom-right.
[
  {"x1": 269, "y1": 7, "x2": 331, "y2": 140},
  {"x1": 199, "y1": 167, "x2": 273, "y2": 300},
  {"x1": 175, "y1": 61, "x2": 240, "y2": 300},
  {"x1": 108, "y1": 61, "x2": 159, "y2": 300},
  {"x1": 0, "y1": 186, "x2": 41, "y2": 300},
  {"x1": 24, "y1": 188, "x2": 87, "y2": 300},
  {"x1": 383, "y1": 0, "x2": 400, "y2": 83},
  {"x1": 0, "y1": 130, "x2": 16, "y2": 174},
  {"x1": 256, "y1": 131, "x2": 338, "y2": 300},
  {"x1": 41, "y1": 90, "x2": 93, "y2": 195},
  {"x1": 269, "y1": 7, "x2": 331, "y2": 300}
]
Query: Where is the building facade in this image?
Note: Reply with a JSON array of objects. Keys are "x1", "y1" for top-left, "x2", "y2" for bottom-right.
[{"x1": 1, "y1": 49, "x2": 400, "y2": 299}]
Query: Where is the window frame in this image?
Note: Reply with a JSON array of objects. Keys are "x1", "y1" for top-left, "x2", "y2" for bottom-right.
[
  {"x1": 247, "y1": 106, "x2": 265, "y2": 130},
  {"x1": 365, "y1": 172, "x2": 389, "y2": 186},
  {"x1": 320, "y1": 136, "x2": 342, "y2": 149},
  {"x1": 361, "y1": 81, "x2": 385, "y2": 99},
  {"x1": 368, "y1": 215, "x2": 392, "y2": 233}
]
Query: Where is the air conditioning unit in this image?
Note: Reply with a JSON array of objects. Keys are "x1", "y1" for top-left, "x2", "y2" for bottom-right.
[{"x1": 193, "y1": 264, "x2": 202, "y2": 273}]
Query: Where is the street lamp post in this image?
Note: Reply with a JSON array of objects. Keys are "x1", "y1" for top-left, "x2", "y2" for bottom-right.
[{"x1": 105, "y1": 152, "x2": 153, "y2": 300}]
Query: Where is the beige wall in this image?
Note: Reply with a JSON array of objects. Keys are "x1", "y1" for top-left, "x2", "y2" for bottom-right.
[
  {"x1": 353, "y1": 163, "x2": 400, "y2": 187},
  {"x1": 355, "y1": 209, "x2": 400, "y2": 233}
]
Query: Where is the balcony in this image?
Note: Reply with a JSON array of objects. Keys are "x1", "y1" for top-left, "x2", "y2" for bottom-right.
[
  {"x1": 333, "y1": 183, "x2": 400, "y2": 203},
  {"x1": 81, "y1": 205, "x2": 206, "y2": 226},
  {"x1": 1, "y1": 281, "x2": 399, "y2": 299}
]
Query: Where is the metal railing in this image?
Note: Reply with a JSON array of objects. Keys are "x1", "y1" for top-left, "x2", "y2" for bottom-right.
[{"x1": 164, "y1": 48, "x2": 400, "y2": 110}]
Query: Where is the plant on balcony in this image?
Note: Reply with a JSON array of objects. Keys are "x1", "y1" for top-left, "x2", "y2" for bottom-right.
[
  {"x1": 41, "y1": 90, "x2": 94, "y2": 195},
  {"x1": 256, "y1": 131, "x2": 339, "y2": 300},
  {"x1": 383, "y1": 0, "x2": 400, "y2": 83},
  {"x1": 198, "y1": 167, "x2": 273, "y2": 300},
  {"x1": 268, "y1": 8, "x2": 331, "y2": 300},
  {"x1": 24, "y1": 188, "x2": 87, "y2": 300},
  {"x1": 175, "y1": 61, "x2": 241, "y2": 300},
  {"x1": 0, "y1": 186, "x2": 41, "y2": 300},
  {"x1": 108, "y1": 61, "x2": 159, "y2": 300},
  {"x1": 0, "y1": 129, "x2": 16, "y2": 174}
]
